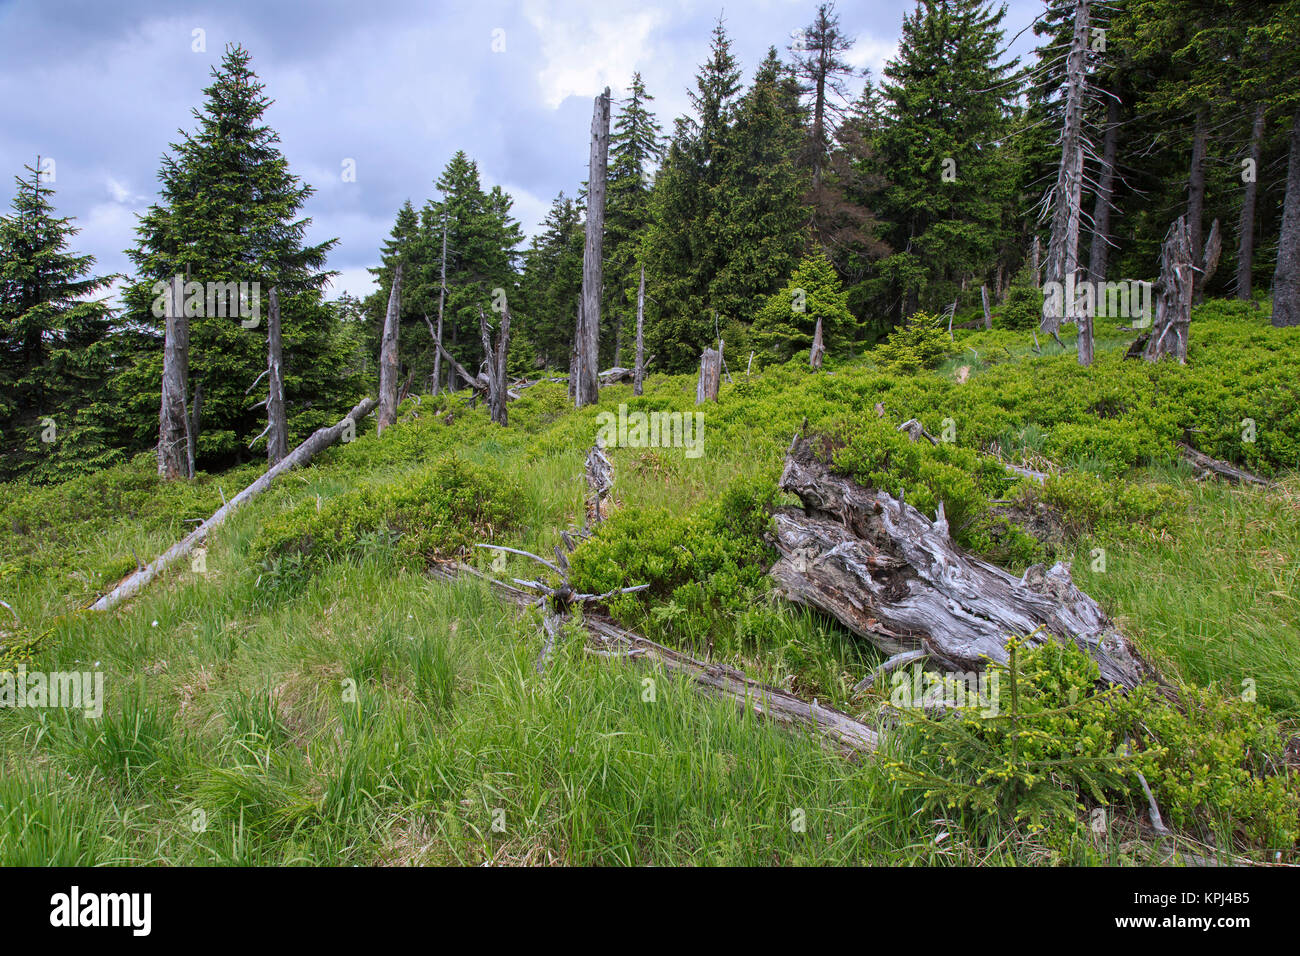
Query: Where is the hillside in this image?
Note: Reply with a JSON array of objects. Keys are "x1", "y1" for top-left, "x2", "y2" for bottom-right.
[{"x1": 2, "y1": 300, "x2": 1297, "y2": 866}]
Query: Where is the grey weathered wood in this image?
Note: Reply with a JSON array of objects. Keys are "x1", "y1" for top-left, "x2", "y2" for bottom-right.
[
  {"x1": 768, "y1": 434, "x2": 1157, "y2": 690},
  {"x1": 634, "y1": 265, "x2": 646, "y2": 396},
  {"x1": 1137, "y1": 215, "x2": 1195, "y2": 363},
  {"x1": 427, "y1": 562, "x2": 879, "y2": 756},
  {"x1": 158, "y1": 273, "x2": 190, "y2": 480},
  {"x1": 809, "y1": 314, "x2": 826, "y2": 369},
  {"x1": 980, "y1": 284, "x2": 992, "y2": 330},
  {"x1": 478, "y1": 301, "x2": 511, "y2": 426},
  {"x1": 92, "y1": 396, "x2": 377, "y2": 613},
  {"x1": 1177, "y1": 442, "x2": 1269, "y2": 487},
  {"x1": 576, "y1": 88, "x2": 611, "y2": 407},
  {"x1": 584, "y1": 443, "x2": 613, "y2": 527},
  {"x1": 1188, "y1": 105, "x2": 1209, "y2": 282},
  {"x1": 696, "y1": 346, "x2": 721, "y2": 404},
  {"x1": 1040, "y1": 0, "x2": 1090, "y2": 364},
  {"x1": 377, "y1": 263, "x2": 402, "y2": 432},
  {"x1": 266, "y1": 286, "x2": 288, "y2": 464},
  {"x1": 1200, "y1": 218, "x2": 1222, "y2": 294}
]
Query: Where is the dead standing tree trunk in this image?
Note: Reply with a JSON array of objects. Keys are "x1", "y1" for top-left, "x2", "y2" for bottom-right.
[
  {"x1": 769, "y1": 434, "x2": 1158, "y2": 690},
  {"x1": 576, "y1": 88, "x2": 611, "y2": 407},
  {"x1": 158, "y1": 273, "x2": 190, "y2": 480},
  {"x1": 1131, "y1": 215, "x2": 1195, "y2": 363},
  {"x1": 809, "y1": 314, "x2": 826, "y2": 370},
  {"x1": 696, "y1": 344, "x2": 721, "y2": 404},
  {"x1": 633, "y1": 265, "x2": 646, "y2": 396},
  {"x1": 478, "y1": 301, "x2": 512, "y2": 426},
  {"x1": 377, "y1": 263, "x2": 402, "y2": 433},
  {"x1": 1040, "y1": 0, "x2": 1091, "y2": 365},
  {"x1": 265, "y1": 286, "x2": 288, "y2": 464},
  {"x1": 1087, "y1": 97, "x2": 1121, "y2": 285}
]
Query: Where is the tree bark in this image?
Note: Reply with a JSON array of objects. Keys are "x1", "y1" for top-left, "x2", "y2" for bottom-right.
[
  {"x1": 434, "y1": 216, "x2": 447, "y2": 393},
  {"x1": 377, "y1": 263, "x2": 402, "y2": 432},
  {"x1": 1272, "y1": 108, "x2": 1300, "y2": 327},
  {"x1": 769, "y1": 434, "x2": 1157, "y2": 690},
  {"x1": 1135, "y1": 215, "x2": 1195, "y2": 362},
  {"x1": 479, "y1": 302, "x2": 511, "y2": 426},
  {"x1": 809, "y1": 314, "x2": 826, "y2": 369},
  {"x1": 1088, "y1": 96, "x2": 1121, "y2": 284},
  {"x1": 576, "y1": 88, "x2": 611, "y2": 407},
  {"x1": 266, "y1": 286, "x2": 288, "y2": 464},
  {"x1": 157, "y1": 273, "x2": 190, "y2": 480},
  {"x1": 980, "y1": 284, "x2": 992, "y2": 329},
  {"x1": 1188, "y1": 105, "x2": 1209, "y2": 280},
  {"x1": 1236, "y1": 104, "x2": 1266, "y2": 300},
  {"x1": 1041, "y1": 0, "x2": 1090, "y2": 358},
  {"x1": 633, "y1": 265, "x2": 646, "y2": 396},
  {"x1": 696, "y1": 346, "x2": 721, "y2": 404},
  {"x1": 93, "y1": 397, "x2": 377, "y2": 613}
]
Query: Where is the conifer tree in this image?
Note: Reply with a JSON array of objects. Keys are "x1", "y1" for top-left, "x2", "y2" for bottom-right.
[
  {"x1": 114, "y1": 45, "x2": 362, "y2": 470},
  {"x1": 0, "y1": 162, "x2": 119, "y2": 482}
]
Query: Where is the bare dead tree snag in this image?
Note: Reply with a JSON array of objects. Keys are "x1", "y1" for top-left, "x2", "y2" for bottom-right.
[
  {"x1": 478, "y1": 301, "x2": 512, "y2": 426},
  {"x1": 266, "y1": 286, "x2": 288, "y2": 464},
  {"x1": 576, "y1": 88, "x2": 611, "y2": 407},
  {"x1": 377, "y1": 263, "x2": 402, "y2": 432},
  {"x1": 1188, "y1": 106, "x2": 1209, "y2": 281},
  {"x1": 980, "y1": 285, "x2": 992, "y2": 330},
  {"x1": 809, "y1": 314, "x2": 826, "y2": 369},
  {"x1": 1040, "y1": 0, "x2": 1091, "y2": 366},
  {"x1": 769, "y1": 434, "x2": 1157, "y2": 690},
  {"x1": 696, "y1": 346, "x2": 721, "y2": 404},
  {"x1": 92, "y1": 396, "x2": 377, "y2": 613},
  {"x1": 1199, "y1": 218, "x2": 1222, "y2": 296},
  {"x1": 584, "y1": 443, "x2": 613, "y2": 527},
  {"x1": 158, "y1": 273, "x2": 191, "y2": 480},
  {"x1": 1131, "y1": 215, "x2": 1195, "y2": 363},
  {"x1": 634, "y1": 265, "x2": 646, "y2": 396}
]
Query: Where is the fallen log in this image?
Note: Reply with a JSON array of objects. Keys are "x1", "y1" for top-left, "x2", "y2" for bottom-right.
[
  {"x1": 769, "y1": 434, "x2": 1158, "y2": 690},
  {"x1": 428, "y1": 560, "x2": 878, "y2": 756},
  {"x1": 1177, "y1": 441, "x2": 1269, "y2": 487},
  {"x1": 91, "y1": 397, "x2": 377, "y2": 613}
]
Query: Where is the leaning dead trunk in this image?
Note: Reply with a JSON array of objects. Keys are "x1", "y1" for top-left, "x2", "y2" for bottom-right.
[
  {"x1": 1272, "y1": 108, "x2": 1300, "y2": 327},
  {"x1": 696, "y1": 346, "x2": 721, "y2": 404},
  {"x1": 377, "y1": 263, "x2": 402, "y2": 433},
  {"x1": 266, "y1": 286, "x2": 289, "y2": 464},
  {"x1": 576, "y1": 89, "x2": 611, "y2": 407},
  {"x1": 157, "y1": 273, "x2": 190, "y2": 480},
  {"x1": 92, "y1": 397, "x2": 377, "y2": 613},
  {"x1": 768, "y1": 435, "x2": 1157, "y2": 690}
]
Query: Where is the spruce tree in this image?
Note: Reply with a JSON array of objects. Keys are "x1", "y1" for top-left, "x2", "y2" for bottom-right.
[
  {"x1": 114, "y1": 45, "x2": 362, "y2": 470},
  {"x1": 0, "y1": 161, "x2": 119, "y2": 482}
]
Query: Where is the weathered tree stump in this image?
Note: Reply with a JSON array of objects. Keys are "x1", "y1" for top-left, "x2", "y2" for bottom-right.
[
  {"x1": 696, "y1": 346, "x2": 721, "y2": 404},
  {"x1": 768, "y1": 434, "x2": 1157, "y2": 690}
]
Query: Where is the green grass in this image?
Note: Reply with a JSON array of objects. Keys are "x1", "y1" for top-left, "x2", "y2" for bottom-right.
[{"x1": 2, "y1": 302, "x2": 1297, "y2": 866}]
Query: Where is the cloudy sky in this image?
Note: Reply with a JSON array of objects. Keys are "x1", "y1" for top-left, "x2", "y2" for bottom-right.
[{"x1": 0, "y1": 0, "x2": 1042, "y2": 303}]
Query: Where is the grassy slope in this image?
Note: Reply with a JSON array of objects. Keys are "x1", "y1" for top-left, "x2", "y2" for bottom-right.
[{"x1": 1, "y1": 305, "x2": 1296, "y2": 865}]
